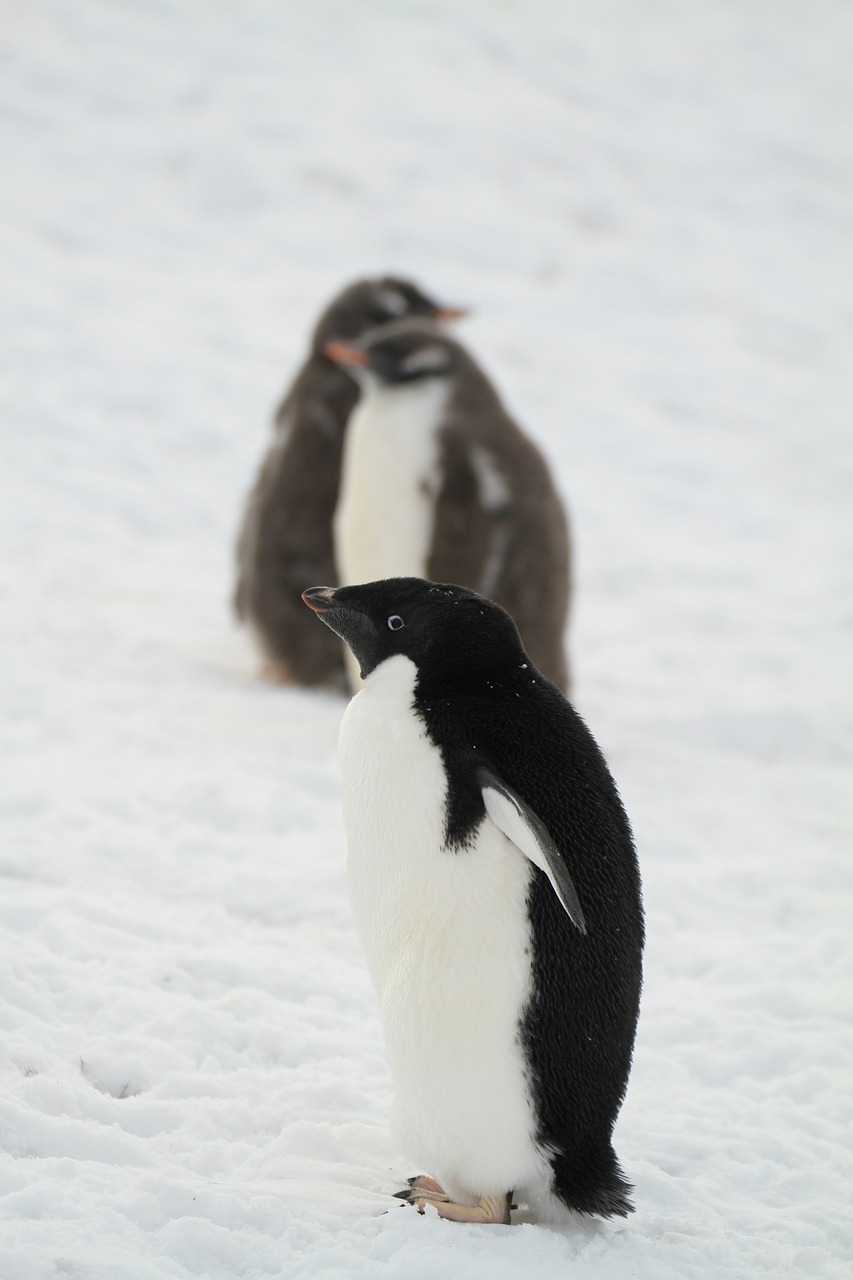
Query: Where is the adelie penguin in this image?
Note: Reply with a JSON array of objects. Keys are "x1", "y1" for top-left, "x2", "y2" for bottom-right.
[
  {"x1": 303, "y1": 577, "x2": 643, "y2": 1225},
  {"x1": 326, "y1": 320, "x2": 572, "y2": 692},
  {"x1": 234, "y1": 277, "x2": 464, "y2": 687}
]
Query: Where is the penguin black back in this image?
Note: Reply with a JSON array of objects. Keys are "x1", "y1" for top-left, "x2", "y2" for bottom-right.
[
  {"x1": 421, "y1": 669, "x2": 643, "y2": 1217},
  {"x1": 304, "y1": 577, "x2": 643, "y2": 1219}
]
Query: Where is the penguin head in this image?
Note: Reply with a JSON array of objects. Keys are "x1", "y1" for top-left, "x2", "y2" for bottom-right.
[
  {"x1": 302, "y1": 577, "x2": 527, "y2": 686},
  {"x1": 311, "y1": 277, "x2": 465, "y2": 354},
  {"x1": 323, "y1": 318, "x2": 465, "y2": 390}
]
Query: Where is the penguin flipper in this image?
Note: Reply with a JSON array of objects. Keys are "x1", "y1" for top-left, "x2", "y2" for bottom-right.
[{"x1": 475, "y1": 765, "x2": 587, "y2": 935}]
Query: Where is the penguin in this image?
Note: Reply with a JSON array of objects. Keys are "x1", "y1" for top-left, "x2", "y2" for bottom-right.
[
  {"x1": 325, "y1": 320, "x2": 572, "y2": 693},
  {"x1": 302, "y1": 576, "x2": 643, "y2": 1225},
  {"x1": 234, "y1": 277, "x2": 464, "y2": 687}
]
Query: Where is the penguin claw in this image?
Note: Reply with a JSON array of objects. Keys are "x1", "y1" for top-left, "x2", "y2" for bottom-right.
[
  {"x1": 394, "y1": 1174, "x2": 453, "y2": 1207},
  {"x1": 395, "y1": 1178, "x2": 514, "y2": 1223},
  {"x1": 414, "y1": 1190, "x2": 513, "y2": 1225},
  {"x1": 406, "y1": 1175, "x2": 447, "y2": 1195}
]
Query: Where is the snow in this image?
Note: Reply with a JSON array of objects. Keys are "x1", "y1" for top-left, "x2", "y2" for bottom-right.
[{"x1": 1, "y1": 1, "x2": 851, "y2": 1276}]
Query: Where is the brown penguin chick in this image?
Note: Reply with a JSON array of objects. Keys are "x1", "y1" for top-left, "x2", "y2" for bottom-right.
[
  {"x1": 328, "y1": 320, "x2": 572, "y2": 692},
  {"x1": 234, "y1": 277, "x2": 465, "y2": 688}
]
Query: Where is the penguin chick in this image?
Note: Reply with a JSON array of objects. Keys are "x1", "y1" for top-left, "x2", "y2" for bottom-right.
[
  {"x1": 326, "y1": 320, "x2": 572, "y2": 693},
  {"x1": 234, "y1": 277, "x2": 465, "y2": 688},
  {"x1": 302, "y1": 577, "x2": 643, "y2": 1225}
]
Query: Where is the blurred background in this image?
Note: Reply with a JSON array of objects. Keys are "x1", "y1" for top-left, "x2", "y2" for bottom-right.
[
  {"x1": 3, "y1": 1, "x2": 850, "y2": 712},
  {"x1": 0, "y1": 2, "x2": 851, "y2": 1276}
]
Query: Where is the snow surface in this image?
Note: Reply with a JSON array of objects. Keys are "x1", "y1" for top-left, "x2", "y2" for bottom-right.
[{"x1": 2, "y1": 1, "x2": 852, "y2": 1277}]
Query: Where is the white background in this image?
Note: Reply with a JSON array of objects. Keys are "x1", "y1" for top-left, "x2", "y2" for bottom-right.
[{"x1": 1, "y1": 2, "x2": 851, "y2": 1276}]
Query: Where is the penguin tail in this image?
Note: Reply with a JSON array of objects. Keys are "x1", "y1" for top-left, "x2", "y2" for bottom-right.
[{"x1": 550, "y1": 1143, "x2": 635, "y2": 1219}]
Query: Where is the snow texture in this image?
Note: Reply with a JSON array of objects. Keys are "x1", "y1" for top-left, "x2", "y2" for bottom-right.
[{"x1": 1, "y1": 1, "x2": 851, "y2": 1277}]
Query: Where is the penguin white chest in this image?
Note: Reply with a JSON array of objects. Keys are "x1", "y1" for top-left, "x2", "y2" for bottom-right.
[
  {"x1": 334, "y1": 380, "x2": 447, "y2": 585},
  {"x1": 338, "y1": 656, "x2": 543, "y2": 1195}
]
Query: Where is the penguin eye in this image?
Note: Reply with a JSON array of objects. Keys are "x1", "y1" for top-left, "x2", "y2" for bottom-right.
[{"x1": 387, "y1": 615, "x2": 405, "y2": 631}]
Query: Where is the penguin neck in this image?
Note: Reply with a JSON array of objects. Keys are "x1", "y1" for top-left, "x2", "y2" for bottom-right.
[
  {"x1": 366, "y1": 651, "x2": 530, "y2": 705},
  {"x1": 358, "y1": 374, "x2": 449, "y2": 415},
  {"x1": 354, "y1": 653, "x2": 422, "y2": 718},
  {"x1": 361, "y1": 655, "x2": 417, "y2": 696}
]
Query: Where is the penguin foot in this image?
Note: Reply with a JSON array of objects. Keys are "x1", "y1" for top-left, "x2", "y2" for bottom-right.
[
  {"x1": 393, "y1": 1175, "x2": 450, "y2": 1205},
  {"x1": 395, "y1": 1179, "x2": 512, "y2": 1224},
  {"x1": 418, "y1": 1191, "x2": 513, "y2": 1225},
  {"x1": 259, "y1": 659, "x2": 294, "y2": 685}
]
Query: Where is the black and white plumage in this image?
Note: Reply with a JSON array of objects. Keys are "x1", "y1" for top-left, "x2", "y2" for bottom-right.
[
  {"x1": 303, "y1": 577, "x2": 643, "y2": 1225},
  {"x1": 325, "y1": 321, "x2": 572, "y2": 692},
  {"x1": 234, "y1": 277, "x2": 463, "y2": 687}
]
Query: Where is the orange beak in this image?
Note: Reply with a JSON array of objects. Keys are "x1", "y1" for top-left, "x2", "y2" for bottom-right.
[
  {"x1": 433, "y1": 306, "x2": 468, "y2": 323},
  {"x1": 323, "y1": 341, "x2": 371, "y2": 367}
]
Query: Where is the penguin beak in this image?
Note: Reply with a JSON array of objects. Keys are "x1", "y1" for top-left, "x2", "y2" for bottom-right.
[
  {"x1": 301, "y1": 587, "x2": 340, "y2": 614},
  {"x1": 323, "y1": 341, "x2": 371, "y2": 368},
  {"x1": 303, "y1": 586, "x2": 378, "y2": 678},
  {"x1": 433, "y1": 306, "x2": 468, "y2": 323}
]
